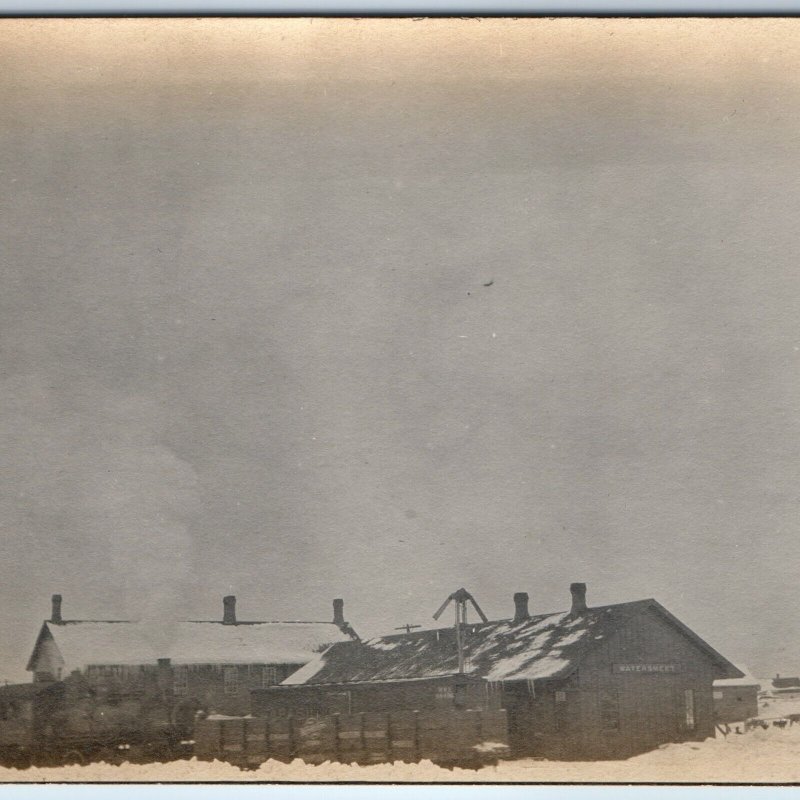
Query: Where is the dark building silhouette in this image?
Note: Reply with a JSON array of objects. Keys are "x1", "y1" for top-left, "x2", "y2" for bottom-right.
[{"x1": 254, "y1": 584, "x2": 742, "y2": 759}]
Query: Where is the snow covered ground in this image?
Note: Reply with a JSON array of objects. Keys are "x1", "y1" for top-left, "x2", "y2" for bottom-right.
[
  {"x1": 3, "y1": 691, "x2": 800, "y2": 783},
  {"x1": 758, "y1": 688, "x2": 800, "y2": 719}
]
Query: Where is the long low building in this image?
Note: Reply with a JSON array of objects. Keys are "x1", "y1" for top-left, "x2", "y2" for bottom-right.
[
  {"x1": 26, "y1": 594, "x2": 358, "y2": 717},
  {"x1": 253, "y1": 583, "x2": 743, "y2": 760}
]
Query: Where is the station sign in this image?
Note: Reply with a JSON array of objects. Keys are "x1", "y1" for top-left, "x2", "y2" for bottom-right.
[{"x1": 613, "y1": 664, "x2": 680, "y2": 674}]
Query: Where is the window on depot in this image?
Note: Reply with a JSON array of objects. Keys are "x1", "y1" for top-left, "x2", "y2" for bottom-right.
[
  {"x1": 684, "y1": 689, "x2": 696, "y2": 730},
  {"x1": 599, "y1": 690, "x2": 620, "y2": 731},
  {"x1": 555, "y1": 691, "x2": 567, "y2": 703},
  {"x1": 224, "y1": 666, "x2": 239, "y2": 695},
  {"x1": 453, "y1": 684, "x2": 468, "y2": 709},
  {"x1": 435, "y1": 685, "x2": 454, "y2": 703}
]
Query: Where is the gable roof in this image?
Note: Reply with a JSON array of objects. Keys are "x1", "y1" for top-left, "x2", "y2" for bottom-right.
[
  {"x1": 282, "y1": 600, "x2": 742, "y2": 686},
  {"x1": 26, "y1": 619, "x2": 357, "y2": 674},
  {"x1": 714, "y1": 666, "x2": 761, "y2": 688}
]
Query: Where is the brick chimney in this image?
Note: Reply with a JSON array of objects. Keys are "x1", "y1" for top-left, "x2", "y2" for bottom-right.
[
  {"x1": 570, "y1": 583, "x2": 587, "y2": 616},
  {"x1": 223, "y1": 595, "x2": 237, "y2": 625},
  {"x1": 50, "y1": 594, "x2": 63, "y2": 624},
  {"x1": 513, "y1": 592, "x2": 529, "y2": 623},
  {"x1": 333, "y1": 598, "x2": 345, "y2": 627}
]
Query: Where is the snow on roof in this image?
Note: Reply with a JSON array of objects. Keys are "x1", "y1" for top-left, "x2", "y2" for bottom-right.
[
  {"x1": 39, "y1": 622, "x2": 155, "y2": 671},
  {"x1": 167, "y1": 622, "x2": 354, "y2": 665},
  {"x1": 33, "y1": 619, "x2": 355, "y2": 673},
  {"x1": 281, "y1": 599, "x2": 743, "y2": 687},
  {"x1": 714, "y1": 666, "x2": 761, "y2": 688},
  {"x1": 284, "y1": 603, "x2": 646, "y2": 686}
]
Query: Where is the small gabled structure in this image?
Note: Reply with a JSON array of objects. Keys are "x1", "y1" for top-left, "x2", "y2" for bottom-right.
[
  {"x1": 713, "y1": 666, "x2": 760, "y2": 723},
  {"x1": 26, "y1": 594, "x2": 358, "y2": 716},
  {"x1": 254, "y1": 583, "x2": 742, "y2": 759}
]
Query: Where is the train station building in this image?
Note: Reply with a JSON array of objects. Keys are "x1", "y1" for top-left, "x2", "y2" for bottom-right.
[{"x1": 254, "y1": 584, "x2": 743, "y2": 759}]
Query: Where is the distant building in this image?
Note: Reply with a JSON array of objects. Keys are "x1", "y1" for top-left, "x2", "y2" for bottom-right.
[
  {"x1": 713, "y1": 668, "x2": 760, "y2": 723},
  {"x1": 254, "y1": 583, "x2": 743, "y2": 760},
  {"x1": 26, "y1": 594, "x2": 357, "y2": 717},
  {"x1": 771, "y1": 674, "x2": 800, "y2": 691}
]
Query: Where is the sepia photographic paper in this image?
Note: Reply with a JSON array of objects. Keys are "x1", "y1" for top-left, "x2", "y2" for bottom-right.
[{"x1": 1, "y1": 16, "x2": 800, "y2": 783}]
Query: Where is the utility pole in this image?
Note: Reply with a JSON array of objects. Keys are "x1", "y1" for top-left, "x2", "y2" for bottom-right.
[
  {"x1": 455, "y1": 601, "x2": 464, "y2": 673},
  {"x1": 394, "y1": 624, "x2": 421, "y2": 634}
]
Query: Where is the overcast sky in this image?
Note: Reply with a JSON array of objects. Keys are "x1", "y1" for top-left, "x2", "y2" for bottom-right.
[{"x1": 1, "y1": 19, "x2": 799, "y2": 682}]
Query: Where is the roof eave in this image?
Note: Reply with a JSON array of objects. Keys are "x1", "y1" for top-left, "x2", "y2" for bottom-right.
[
  {"x1": 643, "y1": 601, "x2": 744, "y2": 680},
  {"x1": 25, "y1": 621, "x2": 53, "y2": 673},
  {"x1": 273, "y1": 673, "x2": 482, "y2": 689}
]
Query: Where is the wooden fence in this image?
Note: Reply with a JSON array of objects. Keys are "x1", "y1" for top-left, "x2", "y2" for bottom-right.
[{"x1": 195, "y1": 708, "x2": 509, "y2": 768}]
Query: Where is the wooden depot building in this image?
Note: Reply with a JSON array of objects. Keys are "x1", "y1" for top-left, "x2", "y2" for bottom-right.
[{"x1": 253, "y1": 583, "x2": 743, "y2": 760}]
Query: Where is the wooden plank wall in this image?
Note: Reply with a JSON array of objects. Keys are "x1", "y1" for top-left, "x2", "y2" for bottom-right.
[
  {"x1": 713, "y1": 685, "x2": 759, "y2": 724},
  {"x1": 570, "y1": 609, "x2": 719, "y2": 758},
  {"x1": 195, "y1": 708, "x2": 509, "y2": 767}
]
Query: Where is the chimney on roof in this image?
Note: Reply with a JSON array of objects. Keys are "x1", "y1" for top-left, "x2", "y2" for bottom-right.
[
  {"x1": 570, "y1": 583, "x2": 587, "y2": 616},
  {"x1": 513, "y1": 592, "x2": 529, "y2": 623},
  {"x1": 50, "y1": 594, "x2": 63, "y2": 624},
  {"x1": 222, "y1": 595, "x2": 237, "y2": 625},
  {"x1": 333, "y1": 598, "x2": 345, "y2": 627}
]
